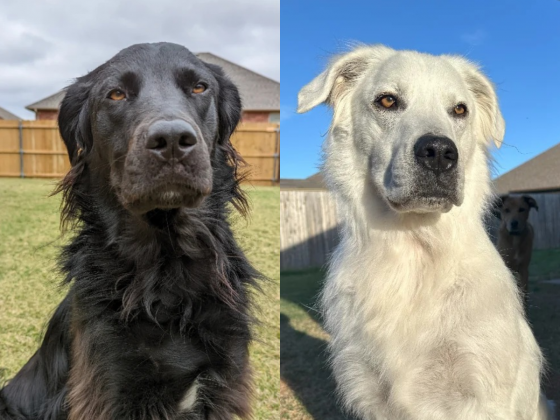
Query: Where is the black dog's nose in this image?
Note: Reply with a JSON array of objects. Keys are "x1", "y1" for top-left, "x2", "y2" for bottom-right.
[
  {"x1": 146, "y1": 120, "x2": 197, "y2": 160},
  {"x1": 511, "y1": 220, "x2": 519, "y2": 229},
  {"x1": 414, "y1": 135, "x2": 458, "y2": 174}
]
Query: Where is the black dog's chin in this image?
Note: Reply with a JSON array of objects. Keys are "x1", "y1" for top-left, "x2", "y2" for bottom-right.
[{"x1": 123, "y1": 187, "x2": 208, "y2": 216}]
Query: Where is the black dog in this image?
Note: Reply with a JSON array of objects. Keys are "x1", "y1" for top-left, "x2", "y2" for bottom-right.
[{"x1": 0, "y1": 43, "x2": 261, "y2": 420}]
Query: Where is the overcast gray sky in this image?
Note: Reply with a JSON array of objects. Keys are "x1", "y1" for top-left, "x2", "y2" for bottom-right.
[{"x1": 0, "y1": 0, "x2": 279, "y2": 119}]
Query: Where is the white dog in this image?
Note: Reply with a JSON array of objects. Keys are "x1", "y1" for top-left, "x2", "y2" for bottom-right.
[{"x1": 298, "y1": 45, "x2": 552, "y2": 420}]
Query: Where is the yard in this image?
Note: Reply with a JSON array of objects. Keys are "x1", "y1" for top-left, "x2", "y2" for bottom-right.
[
  {"x1": 0, "y1": 178, "x2": 279, "y2": 419},
  {"x1": 281, "y1": 254, "x2": 560, "y2": 419}
]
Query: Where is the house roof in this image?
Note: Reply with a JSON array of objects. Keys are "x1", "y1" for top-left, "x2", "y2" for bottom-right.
[
  {"x1": 196, "y1": 52, "x2": 279, "y2": 111},
  {"x1": 494, "y1": 142, "x2": 560, "y2": 194},
  {"x1": 25, "y1": 53, "x2": 280, "y2": 113},
  {"x1": 0, "y1": 106, "x2": 20, "y2": 120},
  {"x1": 25, "y1": 91, "x2": 65, "y2": 112},
  {"x1": 280, "y1": 173, "x2": 327, "y2": 190}
]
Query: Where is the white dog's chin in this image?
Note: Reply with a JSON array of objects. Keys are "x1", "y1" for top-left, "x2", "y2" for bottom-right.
[{"x1": 386, "y1": 196, "x2": 456, "y2": 214}]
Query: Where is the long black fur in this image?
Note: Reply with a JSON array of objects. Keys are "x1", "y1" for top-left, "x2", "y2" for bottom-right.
[{"x1": 0, "y1": 43, "x2": 261, "y2": 420}]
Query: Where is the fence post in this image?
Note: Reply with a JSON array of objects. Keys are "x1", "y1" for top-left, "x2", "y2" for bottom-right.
[
  {"x1": 18, "y1": 120, "x2": 24, "y2": 178},
  {"x1": 271, "y1": 126, "x2": 280, "y2": 183}
]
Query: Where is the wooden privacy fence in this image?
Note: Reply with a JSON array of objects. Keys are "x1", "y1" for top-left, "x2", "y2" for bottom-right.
[
  {"x1": 281, "y1": 189, "x2": 560, "y2": 271},
  {"x1": 0, "y1": 120, "x2": 69, "y2": 178},
  {"x1": 280, "y1": 190, "x2": 340, "y2": 271},
  {"x1": 527, "y1": 192, "x2": 560, "y2": 249},
  {"x1": 0, "y1": 120, "x2": 279, "y2": 185},
  {"x1": 231, "y1": 122, "x2": 279, "y2": 185}
]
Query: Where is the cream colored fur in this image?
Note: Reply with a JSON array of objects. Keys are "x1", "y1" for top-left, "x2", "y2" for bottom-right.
[
  {"x1": 178, "y1": 381, "x2": 198, "y2": 412},
  {"x1": 298, "y1": 45, "x2": 551, "y2": 420}
]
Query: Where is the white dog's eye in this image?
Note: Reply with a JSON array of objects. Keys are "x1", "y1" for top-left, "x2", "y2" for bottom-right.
[
  {"x1": 376, "y1": 95, "x2": 398, "y2": 109},
  {"x1": 453, "y1": 104, "x2": 467, "y2": 116}
]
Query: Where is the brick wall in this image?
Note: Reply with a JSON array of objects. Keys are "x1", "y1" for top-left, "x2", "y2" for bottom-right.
[
  {"x1": 36, "y1": 110, "x2": 59, "y2": 120},
  {"x1": 241, "y1": 111, "x2": 270, "y2": 123}
]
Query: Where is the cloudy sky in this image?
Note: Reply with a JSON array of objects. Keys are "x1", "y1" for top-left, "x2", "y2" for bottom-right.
[{"x1": 0, "y1": 0, "x2": 279, "y2": 119}]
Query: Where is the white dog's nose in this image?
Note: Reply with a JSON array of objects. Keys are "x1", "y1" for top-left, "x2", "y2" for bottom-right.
[{"x1": 414, "y1": 135, "x2": 458, "y2": 175}]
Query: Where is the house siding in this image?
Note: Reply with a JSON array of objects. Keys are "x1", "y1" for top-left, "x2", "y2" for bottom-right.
[
  {"x1": 242, "y1": 111, "x2": 270, "y2": 123},
  {"x1": 36, "y1": 110, "x2": 58, "y2": 120}
]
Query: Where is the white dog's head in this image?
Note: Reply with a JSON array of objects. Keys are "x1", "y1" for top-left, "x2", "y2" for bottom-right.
[{"x1": 298, "y1": 45, "x2": 504, "y2": 215}]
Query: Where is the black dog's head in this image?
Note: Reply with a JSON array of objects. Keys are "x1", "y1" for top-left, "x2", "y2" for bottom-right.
[{"x1": 57, "y1": 42, "x2": 244, "y2": 222}]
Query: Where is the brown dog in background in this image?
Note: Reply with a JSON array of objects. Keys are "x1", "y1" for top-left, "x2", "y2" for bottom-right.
[{"x1": 497, "y1": 195, "x2": 538, "y2": 304}]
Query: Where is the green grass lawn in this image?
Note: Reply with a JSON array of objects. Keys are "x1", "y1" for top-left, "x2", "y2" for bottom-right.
[
  {"x1": 281, "y1": 253, "x2": 560, "y2": 419},
  {"x1": 0, "y1": 178, "x2": 279, "y2": 419}
]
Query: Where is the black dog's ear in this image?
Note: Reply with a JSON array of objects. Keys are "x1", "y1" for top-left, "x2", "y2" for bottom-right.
[
  {"x1": 523, "y1": 195, "x2": 539, "y2": 212},
  {"x1": 53, "y1": 77, "x2": 94, "y2": 231},
  {"x1": 491, "y1": 195, "x2": 507, "y2": 220},
  {"x1": 203, "y1": 62, "x2": 249, "y2": 216},
  {"x1": 205, "y1": 63, "x2": 242, "y2": 143},
  {"x1": 58, "y1": 77, "x2": 93, "y2": 165}
]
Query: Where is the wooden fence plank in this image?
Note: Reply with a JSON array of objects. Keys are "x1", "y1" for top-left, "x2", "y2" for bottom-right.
[
  {"x1": 280, "y1": 190, "x2": 340, "y2": 271},
  {"x1": 0, "y1": 120, "x2": 279, "y2": 184}
]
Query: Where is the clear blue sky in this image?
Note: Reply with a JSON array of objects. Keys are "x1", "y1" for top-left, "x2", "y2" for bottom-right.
[{"x1": 281, "y1": 0, "x2": 560, "y2": 179}]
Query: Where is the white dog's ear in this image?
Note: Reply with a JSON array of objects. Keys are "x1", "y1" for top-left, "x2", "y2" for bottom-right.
[
  {"x1": 467, "y1": 71, "x2": 505, "y2": 149},
  {"x1": 298, "y1": 45, "x2": 394, "y2": 113},
  {"x1": 446, "y1": 57, "x2": 505, "y2": 148}
]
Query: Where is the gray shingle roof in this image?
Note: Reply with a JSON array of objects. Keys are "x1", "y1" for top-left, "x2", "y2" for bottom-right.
[
  {"x1": 25, "y1": 91, "x2": 65, "y2": 111},
  {"x1": 196, "y1": 53, "x2": 279, "y2": 111},
  {"x1": 493, "y1": 143, "x2": 560, "y2": 194},
  {"x1": 0, "y1": 106, "x2": 20, "y2": 120},
  {"x1": 25, "y1": 53, "x2": 280, "y2": 112}
]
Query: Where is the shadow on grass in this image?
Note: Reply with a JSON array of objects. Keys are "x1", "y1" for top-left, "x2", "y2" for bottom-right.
[
  {"x1": 281, "y1": 268, "x2": 357, "y2": 419},
  {"x1": 525, "y1": 248, "x2": 560, "y2": 406},
  {"x1": 281, "y1": 314, "x2": 355, "y2": 420},
  {"x1": 529, "y1": 248, "x2": 560, "y2": 282},
  {"x1": 280, "y1": 268, "x2": 325, "y2": 324},
  {"x1": 527, "y1": 282, "x2": 560, "y2": 405}
]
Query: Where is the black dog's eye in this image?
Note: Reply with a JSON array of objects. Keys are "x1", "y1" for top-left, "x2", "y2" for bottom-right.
[
  {"x1": 193, "y1": 83, "x2": 207, "y2": 94},
  {"x1": 375, "y1": 94, "x2": 398, "y2": 109},
  {"x1": 453, "y1": 103, "x2": 467, "y2": 116},
  {"x1": 519, "y1": 208, "x2": 526, "y2": 212},
  {"x1": 108, "y1": 89, "x2": 126, "y2": 101}
]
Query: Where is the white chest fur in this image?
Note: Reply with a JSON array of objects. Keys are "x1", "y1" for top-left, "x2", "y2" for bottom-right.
[{"x1": 178, "y1": 381, "x2": 198, "y2": 412}]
